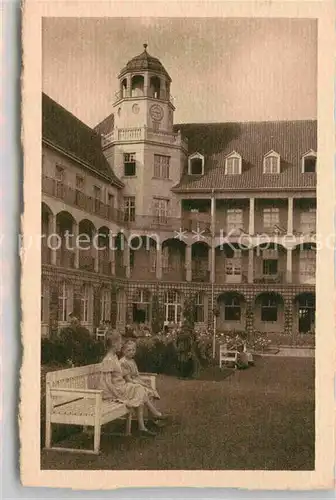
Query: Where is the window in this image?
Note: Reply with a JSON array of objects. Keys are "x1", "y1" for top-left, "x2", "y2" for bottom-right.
[
  {"x1": 76, "y1": 175, "x2": 84, "y2": 190},
  {"x1": 302, "y1": 151, "x2": 317, "y2": 173},
  {"x1": 93, "y1": 185, "x2": 101, "y2": 200},
  {"x1": 58, "y1": 282, "x2": 72, "y2": 323},
  {"x1": 194, "y1": 293, "x2": 205, "y2": 323},
  {"x1": 263, "y1": 259, "x2": 278, "y2": 275},
  {"x1": 224, "y1": 295, "x2": 241, "y2": 321},
  {"x1": 132, "y1": 289, "x2": 151, "y2": 323},
  {"x1": 263, "y1": 207, "x2": 280, "y2": 229},
  {"x1": 225, "y1": 153, "x2": 242, "y2": 175},
  {"x1": 261, "y1": 296, "x2": 278, "y2": 322},
  {"x1": 124, "y1": 153, "x2": 136, "y2": 177},
  {"x1": 263, "y1": 152, "x2": 280, "y2": 174},
  {"x1": 300, "y1": 208, "x2": 316, "y2": 233},
  {"x1": 80, "y1": 285, "x2": 92, "y2": 324},
  {"x1": 41, "y1": 281, "x2": 49, "y2": 323},
  {"x1": 117, "y1": 289, "x2": 126, "y2": 323},
  {"x1": 107, "y1": 193, "x2": 115, "y2": 208},
  {"x1": 153, "y1": 198, "x2": 169, "y2": 223},
  {"x1": 188, "y1": 153, "x2": 204, "y2": 175},
  {"x1": 100, "y1": 289, "x2": 111, "y2": 323},
  {"x1": 225, "y1": 259, "x2": 242, "y2": 276},
  {"x1": 124, "y1": 196, "x2": 136, "y2": 222},
  {"x1": 164, "y1": 290, "x2": 182, "y2": 324},
  {"x1": 299, "y1": 249, "x2": 316, "y2": 281},
  {"x1": 154, "y1": 155, "x2": 170, "y2": 179},
  {"x1": 227, "y1": 209, "x2": 243, "y2": 232},
  {"x1": 55, "y1": 165, "x2": 65, "y2": 182}
]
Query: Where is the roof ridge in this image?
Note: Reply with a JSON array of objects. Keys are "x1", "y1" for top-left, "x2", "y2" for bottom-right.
[{"x1": 175, "y1": 118, "x2": 317, "y2": 127}]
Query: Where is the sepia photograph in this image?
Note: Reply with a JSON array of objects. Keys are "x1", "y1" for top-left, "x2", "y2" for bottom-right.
[{"x1": 20, "y1": 0, "x2": 335, "y2": 490}]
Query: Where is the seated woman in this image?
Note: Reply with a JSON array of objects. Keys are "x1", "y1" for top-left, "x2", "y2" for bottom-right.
[
  {"x1": 99, "y1": 330, "x2": 166, "y2": 437},
  {"x1": 120, "y1": 340, "x2": 160, "y2": 400}
]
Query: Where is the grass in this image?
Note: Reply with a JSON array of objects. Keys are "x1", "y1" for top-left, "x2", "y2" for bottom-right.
[{"x1": 41, "y1": 356, "x2": 315, "y2": 470}]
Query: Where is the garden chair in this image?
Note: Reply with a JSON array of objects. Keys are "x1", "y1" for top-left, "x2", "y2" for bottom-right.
[
  {"x1": 96, "y1": 327, "x2": 107, "y2": 341},
  {"x1": 219, "y1": 343, "x2": 239, "y2": 369}
]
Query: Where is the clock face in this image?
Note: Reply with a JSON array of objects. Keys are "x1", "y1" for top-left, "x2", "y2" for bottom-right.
[
  {"x1": 132, "y1": 104, "x2": 140, "y2": 114},
  {"x1": 150, "y1": 104, "x2": 164, "y2": 122}
]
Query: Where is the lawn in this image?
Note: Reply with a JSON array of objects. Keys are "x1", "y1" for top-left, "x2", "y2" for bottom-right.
[{"x1": 41, "y1": 356, "x2": 315, "y2": 470}]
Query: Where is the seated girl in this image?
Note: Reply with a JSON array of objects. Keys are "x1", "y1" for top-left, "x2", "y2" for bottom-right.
[
  {"x1": 99, "y1": 330, "x2": 167, "y2": 437},
  {"x1": 120, "y1": 340, "x2": 160, "y2": 400}
]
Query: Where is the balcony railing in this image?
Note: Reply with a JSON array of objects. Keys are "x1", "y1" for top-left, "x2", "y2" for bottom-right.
[
  {"x1": 114, "y1": 89, "x2": 175, "y2": 105},
  {"x1": 253, "y1": 272, "x2": 285, "y2": 284},
  {"x1": 130, "y1": 266, "x2": 156, "y2": 280},
  {"x1": 79, "y1": 252, "x2": 95, "y2": 272},
  {"x1": 101, "y1": 126, "x2": 188, "y2": 149},
  {"x1": 56, "y1": 249, "x2": 75, "y2": 269},
  {"x1": 162, "y1": 265, "x2": 186, "y2": 282},
  {"x1": 42, "y1": 176, "x2": 124, "y2": 224},
  {"x1": 192, "y1": 269, "x2": 210, "y2": 282}
]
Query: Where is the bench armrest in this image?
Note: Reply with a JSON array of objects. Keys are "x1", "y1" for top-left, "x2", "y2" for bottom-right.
[{"x1": 139, "y1": 372, "x2": 157, "y2": 377}]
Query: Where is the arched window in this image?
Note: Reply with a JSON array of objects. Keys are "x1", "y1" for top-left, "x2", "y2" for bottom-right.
[
  {"x1": 225, "y1": 152, "x2": 242, "y2": 175},
  {"x1": 164, "y1": 290, "x2": 182, "y2": 324},
  {"x1": 224, "y1": 295, "x2": 241, "y2": 321},
  {"x1": 261, "y1": 296, "x2": 278, "y2": 322}
]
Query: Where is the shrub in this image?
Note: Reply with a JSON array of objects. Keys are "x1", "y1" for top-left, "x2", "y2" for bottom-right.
[{"x1": 41, "y1": 326, "x2": 105, "y2": 367}]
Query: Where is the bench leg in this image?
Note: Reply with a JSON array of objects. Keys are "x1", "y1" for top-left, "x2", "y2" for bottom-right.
[
  {"x1": 45, "y1": 418, "x2": 52, "y2": 449},
  {"x1": 93, "y1": 423, "x2": 101, "y2": 454},
  {"x1": 125, "y1": 411, "x2": 132, "y2": 435}
]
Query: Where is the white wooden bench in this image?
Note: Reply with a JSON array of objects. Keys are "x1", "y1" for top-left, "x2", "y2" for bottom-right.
[{"x1": 45, "y1": 363, "x2": 156, "y2": 454}]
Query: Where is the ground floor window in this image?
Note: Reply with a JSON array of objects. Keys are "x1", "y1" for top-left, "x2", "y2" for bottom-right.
[
  {"x1": 117, "y1": 289, "x2": 126, "y2": 323},
  {"x1": 262, "y1": 258, "x2": 278, "y2": 275},
  {"x1": 100, "y1": 288, "x2": 111, "y2": 323},
  {"x1": 261, "y1": 296, "x2": 278, "y2": 322},
  {"x1": 132, "y1": 289, "x2": 151, "y2": 323},
  {"x1": 298, "y1": 295, "x2": 315, "y2": 333},
  {"x1": 224, "y1": 295, "x2": 241, "y2": 321},
  {"x1": 164, "y1": 290, "x2": 182, "y2": 323},
  {"x1": 194, "y1": 293, "x2": 205, "y2": 323},
  {"x1": 41, "y1": 281, "x2": 49, "y2": 323},
  {"x1": 225, "y1": 258, "x2": 242, "y2": 276},
  {"x1": 80, "y1": 284, "x2": 93, "y2": 324},
  {"x1": 58, "y1": 281, "x2": 72, "y2": 323}
]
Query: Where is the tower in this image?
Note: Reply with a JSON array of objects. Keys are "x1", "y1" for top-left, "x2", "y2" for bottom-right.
[{"x1": 113, "y1": 43, "x2": 175, "y2": 132}]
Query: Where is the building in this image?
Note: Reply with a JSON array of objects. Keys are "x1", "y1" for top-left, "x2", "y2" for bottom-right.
[{"x1": 41, "y1": 44, "x2": 316, "y2": 347}]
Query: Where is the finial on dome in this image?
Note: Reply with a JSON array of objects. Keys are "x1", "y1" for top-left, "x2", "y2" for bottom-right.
[{"x1": 143, "y1": 43, "x2": 148, "y2": 51}]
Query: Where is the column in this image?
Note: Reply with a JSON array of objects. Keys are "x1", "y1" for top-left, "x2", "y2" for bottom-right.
[
  {"x1": 287, "y1": 197, "x2": 294, "y2": 235},
  {"x1": 186, "y1": 245, "x2": 192, "y2": 282},
  {"x1": 73, "y1": 222, "x2": 79, "y2": 269},
  {"x1": 156, "y1": 243, "x2": 162, "y2": 280},
  {"x1": 110, "y1": 246, "x2": 115, "y2": 276},
  {"x1": 286, "y1": 248, "x2": 293, "y2": 283},
  {"x1": 93, "y1": 229, "x2": 99, "y2": 273},
  {"x1": 144, "y1": 72, "x2": 149, "y2": 97},
  {"x1": 126, "y1": 74, "x2": 131, "y2": 97},
  {"x1": 211, "y1": 194, "x2": 216, "y2": 283},
  {"x1": 211, "y1": 194, "x2": 216, "y2": 236},
  {"x1": 249, "y1": 198, "x2": 255, "y2": 235},
  {"x1": 248, "y1": 248, "x2": 254, "y2": 284},
  {"x1": 48, "y1": 213, "x2": 57, "y2": 266}
]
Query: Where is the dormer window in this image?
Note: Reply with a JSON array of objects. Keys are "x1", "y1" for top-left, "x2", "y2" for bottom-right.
[
  {"x1": 225, "y1": 152, "x2": 242, "y2": 175},
  {"x1": 263, "y1": 151, "x2": 280, "y2": 174},
  {"x1": 188, "y1": 152, "x2": 204, "y2": 176},
  {"x1": 302, "y1": 150, "x2": 317, "y2": 173}
]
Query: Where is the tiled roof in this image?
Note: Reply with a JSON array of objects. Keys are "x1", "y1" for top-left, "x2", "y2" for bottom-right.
[
  {"x1": 94, "y1": 113, "x2": 114, "y2": 136},
  {"x1": 173, "y1": 120, "x2": 317, "y2": 192},
  {"x1": 42, "y1": 93, "x2": 123, "y2": 187}
]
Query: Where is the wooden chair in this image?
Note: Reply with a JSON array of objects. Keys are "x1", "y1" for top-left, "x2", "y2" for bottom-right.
[
  {"x1": 219, "y1": 343, "x2": 239, "y2": 369},
  {"x1": 96, "y1": 327, "x2": 107, "y2": 341}
]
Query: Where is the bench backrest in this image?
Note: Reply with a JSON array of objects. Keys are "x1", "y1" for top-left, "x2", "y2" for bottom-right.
[{"x1": 46, "y1": 363, "x2": 102, "y2": 391}]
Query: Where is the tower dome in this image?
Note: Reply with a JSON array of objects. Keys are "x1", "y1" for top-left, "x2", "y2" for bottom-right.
[{"x1": 119, "y1": 44, "x2": 171, "y2": 81}]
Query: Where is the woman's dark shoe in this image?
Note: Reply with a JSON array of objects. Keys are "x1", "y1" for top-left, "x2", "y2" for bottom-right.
[{"x1": 138, "y1": 428, "x2": 157, "y2": 437}]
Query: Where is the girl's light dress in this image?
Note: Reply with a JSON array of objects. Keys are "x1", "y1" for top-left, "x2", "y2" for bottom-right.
[
  {"x1": 99, "y1": 352, "x2": 148, "y2": 408},
  {"x1": 119, "y1": 357, "x2": 160, "y2": 400}
]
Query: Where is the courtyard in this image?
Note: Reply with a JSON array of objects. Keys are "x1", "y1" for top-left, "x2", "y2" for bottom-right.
[{"x1": 41, "y1": 355, "x2": 315, "y2": 470}]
